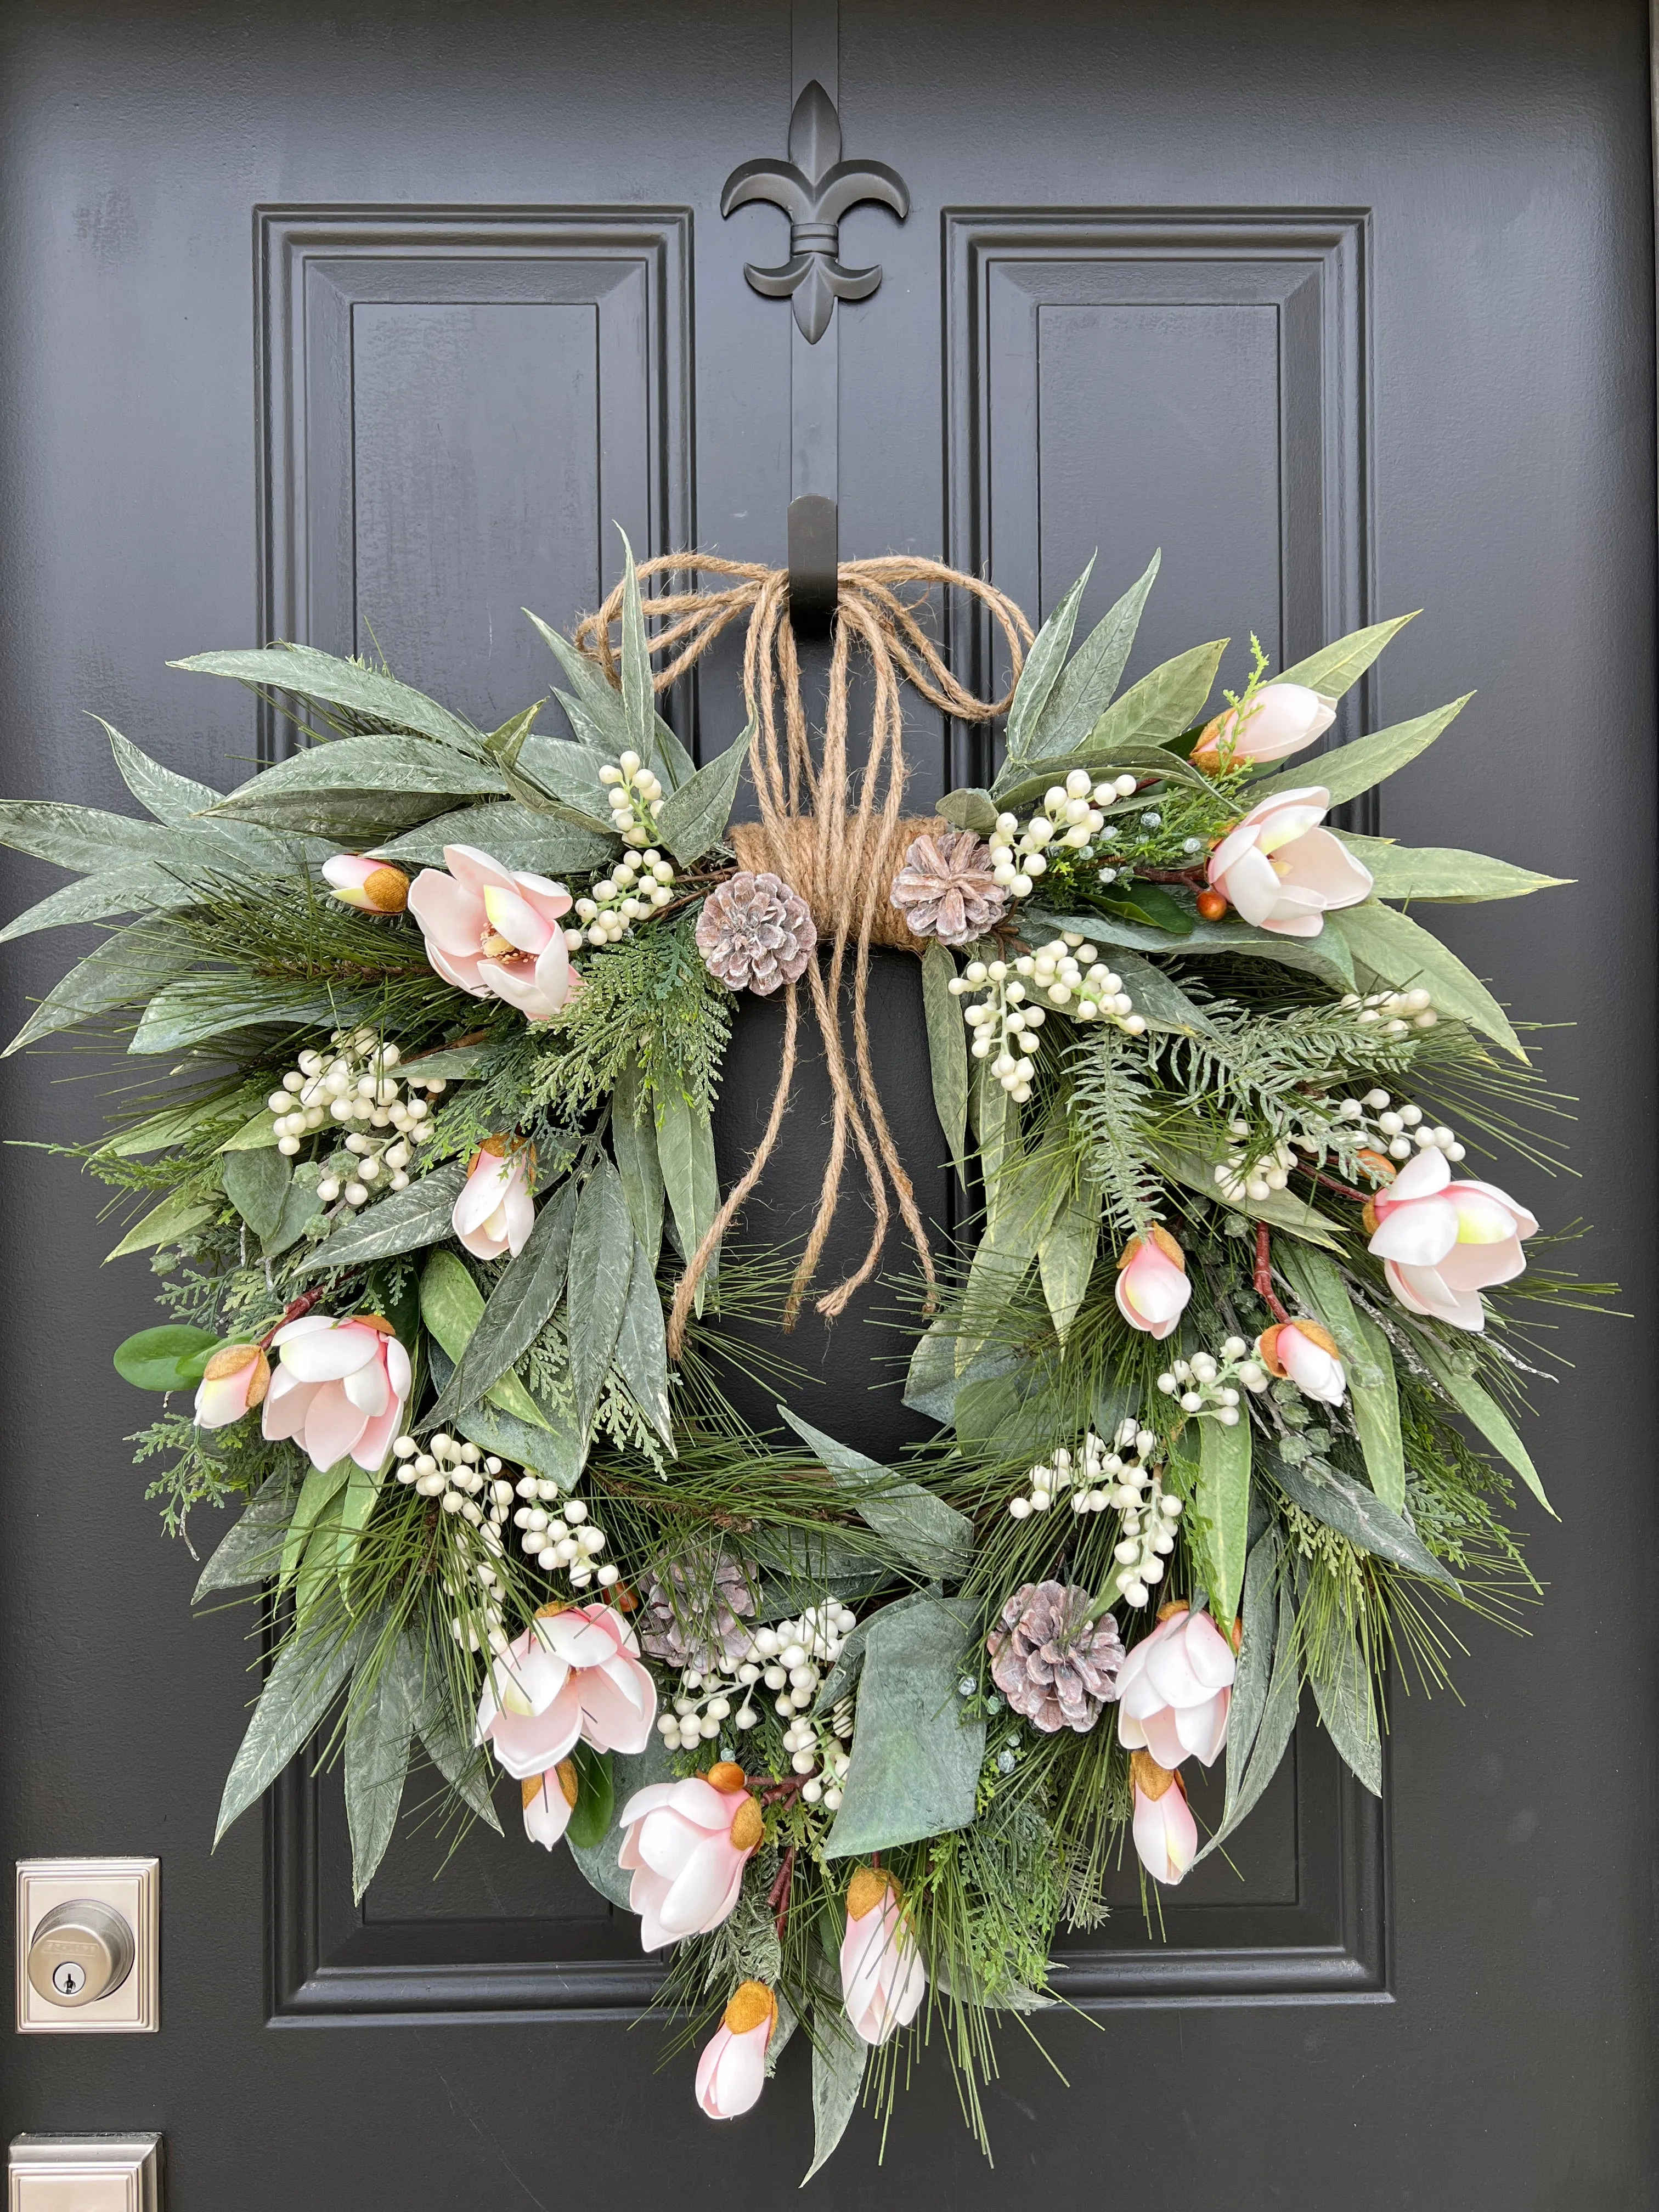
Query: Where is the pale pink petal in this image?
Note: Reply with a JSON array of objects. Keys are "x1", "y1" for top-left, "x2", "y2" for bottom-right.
[
  {"x1": 279, "y1": 1325, "x2": 381, "y2": 1384},
  {"x1": 481, "y1": 882, "x2": 554, "y2": 955},
  {"x1": 259, "y1": 1368, "x2": 317, "y2": 1441},
  {"x1": 343, "y1": 1358, "x2": 390, "y2": 1416},
  {"x1": 1367, "y1": 1195, "x2": 1460, "y2": 1265},
  {"x1": 1437, "y1": 1236, "x2": 1526, "y2": 1292},
  {"x1": 1386, "y1": 1258, "x2": 1486, "y2": 1330},
  {"x1": 1252, "y1": 796, "x2": 1330, "y2": 855},
  {"x1": 1182, "y1": 1615, "x2": 1238, "y2": 1691},
  {"x1": 407, "y1": 867, "x2": 485, "y2": 955},
  {"x1": 660, "y1": 1838, "x2": 744, "y2": 1936},
  {"x1": 1453, "y1": 1179, "x2": 1538, "y2": 1240},
  {"x1": 1215, "y1": 843, "x2": 1287, "y2": 927},
  {"x1": 537, "y1": 1611, "x2": 632, "y2": 1671},
  {"x1": 485, "y1": 1684, "x2": 583, "y2": 1779},
  {"x1": 523, "y1": 1772, "x2": 574, "y2": 1849},
  {"x1": 298, "y1": 1386, "x2": 369, "y2": 1472},
  {"x1": 619, "y1": 1782, "x2": 680, "y2": 1835},
  {"x1": 515, "y1": 872, "x2": 574, "y2": 923},
  {"x1": 476, "y1": 955, "x2": 560, "y2": 1020},
  {"x1": 1447, "y1": 1188, "x2": 1525, "y2": 1245},
  {"x1": 453, "y1": 1156, "x2": 517, "y2": 1240},
  {"x1": 1139, "y1": 1705, "x2": 1189, "y2": 1769},
  {"x1": 1276, "y1": 825, "x2": 1373, "y2": 905},
  {"x1": 1176, "y1": 1690, "x2": 1230, "y2": 1767},
  {"x1": 637, "y1": 1810, "x2": 704, "y2": 1882},
  {"x1": 424, "y1": 938, "x2": 490, "y2": 996},
  {"x1": 383, "y1": 1338, "x2": 412, "y2": 1403},
  {"x1": 532, "y1": 932, "x2": 574, "y2": 1009},
  {"x1": 1133, "y1": 1782, "x2": 1197, "y2": 1884},
  {"x1": 1384, "y1": 1150, "x2": 1453, "y2": 1204},
  {"x1": 351, "y1": 1395, "x2": 404, "y2": 1471},
  {"x1": 270, "y1": 1313, "x2": 337, "y2": 1346},
  {"x1": 503, "y1": 1177, "x2": 536, "y2": 1256},
  {"x1": 577, "y1": 1664, "x2": 655, "y2": 1756},
  {"x1": 443, "y1": 844, "x2": 518, "y2": 899}
]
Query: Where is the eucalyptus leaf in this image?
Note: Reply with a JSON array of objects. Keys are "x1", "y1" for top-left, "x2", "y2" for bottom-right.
[
  {"x1": 101, "y1": 723, "x2": 223, "y2": 823},
  {"x1": 0, "y1": 865, "x2": 197, "y2": 945},
  {"x1": 1337, "y1": 834, "x2": 1568, "y2": 905},
  {"x1": 1271, "y1": 1449, "x2": 1459, "y2": 1589},
  {"x1": 526, "y1": 608, "x2": 629, "y2": 745},
  {"x1": 804, "y1": 2005, "x2": 867, "y2": 2185},
  {"x1": 1278, "y1": 1246, "x2": 1405, "y2": 1510},
  {"x1": 1416, "y1": 1337, "x2": 1554, "y2": 1515},
  {"x1": 205, "y1": 733, "x2": 504, "y2": 833},
  {"x1": 418, "y1": 1250, "x2": 549, "y2": 1427},
  {"x1": 192, "y1": 1469, "x2": 297, "y2": 1599},
  {"x1": 0, "y1": 799, "x2": 184, "y2": 873},
  {"x1": 1027, "y1": 549, "x2": 1160, "y2": 758},
  {"x1": 1037, "y1": 1187, "x2": 1099, "y2": 1344},
  {"x1": 615, "y1": 1235, "x2": 673, "y2": 1445},
  {"x1": 822, "y1": 1596, "x2": 984, "y2": 1858},
  {"x1": 263, "y1": 1173, "x2": 325, "y2": 1261},
  {"x1": 4, "y1": 923, "x2": 195, "y2": 1056},
  {"x1": 566, "y1": 1159, "x2": 635, "y2": 1430},
  {"x1": 1253, "y1": 696, "x2": 1470, "y2": 809},
  {"x1": 344, "y1": 1633, "x2": 421, "y2": 1900},
  {"x1": 1194, "y1": 1410, "x2": 1251, "y2": 1629},
  {"x1": 653, "y1": 722, "x2": 752, "y2": 864},
  {"x1": 129, "y1": 979, "x2": 356, "y2": 1056},
  {"x1": 392, "y1": 1046, "x2": 487, "y2": 1082},
  {"x1": 438, "y1": 1179, "x2": 578, "y2": 1418},
  {"x1": 920, "y1": 940, "x2": 968, "y2": 1179},
  {"x1": 655, "y1": 1082, "x2": 720, "y2": 1297},
  {"x1": 1104, "y1": 949, "x2": 1217, "y2": 1035},
  {"x1": 1026, "y1": 904, "x2": 1355, "y2": 994},
  {"x1": 173, "y1": 644, "x2": 485, "y2": 758},
  {"x1": 777, "y1": 1407, "x2": 972, "y2": 1581},
  {"x1": 296, "y1": 1158, "x2": 470, "y2": 1274},
  {"x1": 1219, "y1": 1524, "x2": 1279, "y2": 1826},
  {"x1": 1310, "y1": 1616, "x2": 1382, "y2": 1796},
  {"x1": 1003, "y1": 558, "x2": 1094, "y2": 763},
  {"x1": 104, "y1": 1185, "x2": 218, "y2": 1261},
  {"x1": 505, "y1": 732, "x2": 617, "y2": 830},
  {"x1": 218, "y1": 1107, "x2": 281, "y2": 1153},
  {"x1": 215, "y1": 1615, "x2": 371, "y2": 1845},
  {"x1": 1079, "y1": 636, "x2": 1226, "y2": 753},
  {"x1": 612, "y1": 1058, "x2": 664, "y2": 1261},
  {"x1": 1327, "y1": 899, "x2": 1524, "y2": 1058},
  {"x1": 371, "y1": 801, "x2": 616, "y2": 875},
  {"x1": 1272, "y1": 611, "x2": 1418, "y2": 699},
  {"x1": 221, "y1": 1146, "x2": 290, "y2": 1240},
  {"x1": 935, "y1": 787, "x2": 999, "y2": 834}
]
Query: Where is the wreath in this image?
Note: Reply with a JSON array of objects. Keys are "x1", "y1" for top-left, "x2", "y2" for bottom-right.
[{"x1": 4, "y1": 541, "x2": 1586, "y2": 2173}]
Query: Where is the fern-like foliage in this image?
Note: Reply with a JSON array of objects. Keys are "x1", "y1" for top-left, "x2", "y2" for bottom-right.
[{"x1": 1067, "y1": 1029, "x2": 1162, "y2": 1237}]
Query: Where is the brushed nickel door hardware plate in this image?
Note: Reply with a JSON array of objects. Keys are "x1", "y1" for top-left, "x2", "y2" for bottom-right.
[{"x1": 14, "y1": 1861, "x2": 159, "y2": 2033}]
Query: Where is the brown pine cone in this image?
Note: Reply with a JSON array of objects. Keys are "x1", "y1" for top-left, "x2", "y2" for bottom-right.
[
  {"x1": 639, "y1": 1547, "x2": 758, "y2": 1673},
  {"x1": 889, "y1": 830, "x2": 1008, "y2": 947},
  {"x1": 696, "y1": 871, "x2": 816, "y2": 995},
  {"x1": 988, "y1": 1580, "x2": 1124, "y2": 1734}
]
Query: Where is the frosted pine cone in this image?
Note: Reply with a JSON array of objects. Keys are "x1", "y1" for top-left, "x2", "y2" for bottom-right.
[
  {"x1": 640, "y1": 1548, "x2": 758, "y2": 1673},
  {"x1": 696, "y1": 871, "x2": 816, "y2": 995},
  {"x1": 889, "y1": 830, "x2": 1008, "y2": 947},
  {"x1": 988, "y1": 1581, "x2": 1125, "y2": 1734}
]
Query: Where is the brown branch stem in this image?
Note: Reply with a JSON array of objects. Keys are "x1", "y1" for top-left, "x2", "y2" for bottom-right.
[{"x1": 1253, "y1": 1222, "x2": 1291, "y2": 1324}]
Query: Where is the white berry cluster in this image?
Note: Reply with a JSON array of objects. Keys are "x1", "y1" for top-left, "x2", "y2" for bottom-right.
[
  {"x1": 1103, "y1": 1426, "x2": 1184, "y2": 1609},
  {"x1": 947, "y1": 958, "x2": 1047, "y2": 1100},
  {"x1": 267, "y1": 1033, "x2": 444, "y2": 1205},
  {"x1": 780, "y1": 1696, "x2": 855, "y2": 1808},
  {"x1": 509, "y1": 1482, "x2": 613, "y2": 1589},
  {"x1": 1214, "y1": 1125, "x2": 1296, "y2": 1205},
  {"x1": 1338, "y1": 986, "x2": 1438, "y2": 1035},
  {"x1": 1007, "y1": 1427, "x2": 1130, "y2": 1519},
  {"x1": 1018, "y1": 935, "x2": 1146, "y2": 1029},
  {"x1": 597, "y1": 751, "x2": 667, "y2": 846},
  {"x1": 656, "y1": 1601, "x2": 857, "y2": 1756},
  {"x1": 393, "y1": 1432, "x2": 512, "y2": 1653},
  {"x1": 1331, "y1": 1088, "x2": 1466, "y2": 1166},
  {"x1": 569, "y1": 847, "x2": 677, "y2": 949},
  {"x1": 987, "y1": 769, "x2": 1141, "y2": 895},
  {"x1": 1156, "y1": 1339, "x2": 1268, "y2": 1424}
]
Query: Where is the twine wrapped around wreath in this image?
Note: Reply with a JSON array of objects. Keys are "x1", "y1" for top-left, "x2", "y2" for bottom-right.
[{"x1": 574, "y1": 554, "x2": 1033, "y2": 1353}]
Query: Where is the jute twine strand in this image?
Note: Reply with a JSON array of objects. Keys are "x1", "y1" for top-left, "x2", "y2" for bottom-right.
[{"x1": 573, "y1": 554, "x2": 1032, "y2": 1354}]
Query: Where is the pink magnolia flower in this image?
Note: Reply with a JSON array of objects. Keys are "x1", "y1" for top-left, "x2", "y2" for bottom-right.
[
  {"x1": 1192, "y1": 682, "x2": 1336, "y2": 770},
  {"x1": 407, "y1": 843, "x2": 581, "y2": 1022},
  {"x1": 840, "y1": 1867, "x2": 926, "y2": 2045},
  {"x1": 695, "y1": 1982, "x2": 777, "y2": 2119},
  {"x1": 618, "y1": 1762, "x2": 764, "y2": 1953},
  {"x1": 1257, "y1": 1318, "x2": 1346, "y2": 1406},
  {"x1": 1205, "y1": 786, "x2": 1373, "y2": 938},
  {"x1": 1115, "y1": 1226, "x2": 1192, "y2": 1340},
  {"x1": 476, "y1": 1604, "x2": 656, "y2": 1780},
  {"x1": 1117, "y1": 1604, "x2": 1237, "y2": 1769},
  {"x1": 194, "y1": 1342, "x2": 270, "y2": 1430},
  {"x1": 1130, "y1": 1751, "x2": 1199, "y2": 1885},
  {"x1": 453, "y1": 1137, "x2": 535, "y2": 1261},
  {"x1": 261, "y1": 1314, "x2": 411, "y2": 1471},
  {"x1": 522, "y1": 1760, "x2": 578, "y2": 1850},
  {"x1": 321, "y1": 853, "x2": 410, "y2": 913},
  {"x1": 1365, "y1": 1149, "x2": 1538, "y2": 1331}
]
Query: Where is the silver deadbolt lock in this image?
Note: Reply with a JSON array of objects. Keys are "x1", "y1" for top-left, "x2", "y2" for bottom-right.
[{"x1": 27, "y1": 1898, "x2": 136, "y2": 2007}]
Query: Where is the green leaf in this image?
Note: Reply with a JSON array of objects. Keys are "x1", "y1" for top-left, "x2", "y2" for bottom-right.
[
  {"x1": 960, "y1": 1146, "x2": 1063, "y2": 1368},
  {"x1": 614, "y1": 1237, "x2": 673, "y2": 1444},
  {"x1": 1194, "y1": 1412, "x2": 1251, "y2": 1630},
  {"x1": 566, "y1": 1159, "x2": 635, "y2": 1430},
  {"x1": 371, "y1": 800, "x2": 616, "y2": 875},
  {"x1": 173, "y1": 645, "x2": 484, "y2": 758},
  {"x1": 920, "y1": 941, "x2": 968, "y2": 1180},
  {"x1": 1037, "y1": 1187, "x2": 1099, "y2": 1344},
  {"x1": 192, "y1": 1470, "x2": 297, "y2": 1599},
  {"x1": 1155, "y1": 1142, "x2": 1344, "y2": 1250},
  {"x1": 653, "y1": 722, "x2": 752, "y2": 865},
  {"x1": 1310, "y1": 1616, "x2": 1381, "y2": 1796},
  {"x1": 564, "y1": 1741, "x2": 614, "y2": 1852},
  {"x1": 1416, "y1": 1338, "x2": 1554, "y2": 1516},
  {"x1": 618, "y1": 531, "x2": 654, "y2": 758},
  {"x1": 497, "y1": 731, "x2": 617, "y2": 831},
  {"x1": 112, "y1": 1323, "x2": 219, "y2": 1393},
  {"x1": 777, "y1": 1407, "x2": 973, "y2": 1581},
  {"x1": 1272, "y1": 611, "x2": 1418, "y2": 699},
  {"x1": 612, "y1": 1058, "x2": 664, "y2": 1261},
  {"x1": 1199, "y1": 1536, "x2": 1297, "y2": 1861},
  {"x1": 1253, "y1": 695, "x2": 1470, "y2": 809},
  {"x1": 0, "y1": 866, "x2": 196, "y2": 945},
  {"x1": 823, "y1": 1597, "x2": 984, "y2": 1858},
  {"x1": 101, "y1": 722, "x2": 223, "y2": 823},
  {"x1": 1271, "y1": 1450, "x2": 1459, "y2": 1589},
  {"x1": 1080, "y1": 637, "x2": 1227, "y2": 754},
  {"x1": 279, "y1": 1457, "x2": 354, "y2": 1593},
  {"x1": 263, "y1": 1173, "x2": 324, "y2": 1262},
  {"x1": 1096, "y1": 879, "x2": 1193, "y2": 935},
  {"x1": 567, "y1": 1732, "x2": 675, "y2": 1905},
  {"x1": 205, "y1": 734, "x2": 503, "y2": 836},
  {"x1": 128, "y1": 979, "x2": 352, "y2": 1057},
  {"x1": 215, "y1": 1616, "x2": 370, "y2": 1844},
  {"x1": 1027, "y1": 549, "x2": 1161, "y2": 759},
  {"x1": 104, "y1": 1185, "x2": 217, "y2": 1261},
  {"x1": 218, "y1": 1107, "x2": 281, "y2": 1153},
  {"x1": 804, "y1": 2002, "x2": 867, "y2": 2184},
  {"x1": 297, "y1": 1158, "x2": 470, "y2": 1274},
  {"x1": 654, "y1": 1082, "x2": 720, "y2": 1298},
  {"x1": 335, "y1": 1456, "x2": 391, "y2": 1592},
  {"x1": 412, "y1": 1660, "x2": 501, "y2": 1831},
  {"x1": 1030, "y1": 904, "x2": 1355, "y2": 994},
  {"x1": 1103, "y1": 949, "x2": 1217, "y2": 1036},
  {"x1": 1336, "y1": 834, "x2": 1569, "y2": 904},
  {"x1": 418, "y1": 1250, "x2": 548, "y2": 1427},
  {"x1": 1327, "y1": 899, "x2": 1524, "y2": 1058},
  {"x1": 221, "y1": 1146, "x2": 291, "y2": 1240},
  {"x1": 935, "y1": 787, "x2": 999, "y2": 834},
  {"x1": 1278, "y1": 1248, "x2": 1405, "y2": 1509},
  {"x1": 1003, "y1": 558, "x2": 1094, "y2": 763},
  {"x1": 441, "y1": 1178, "x2": 578, "y2": 1415},
  {"x1": 0, "y1": 799, "x2": 181, "y2": 874},
  {"x1": 3, "y1": 923, "x2": 195, "y2": 1056},
  {"x1": 392, "y1": 1046, "x2": 487, "y2": 1083},
  {"x1": 1221, "y1": 1525, "x2": 1277, "y2": 1807},
  {"x1": 344, "y1": 1634, "x2": 421, "y2": 1900}
]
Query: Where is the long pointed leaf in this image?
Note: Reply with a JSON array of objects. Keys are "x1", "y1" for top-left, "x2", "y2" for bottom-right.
[
  {"x1": 344, "y1": 1633, "x2": 421, "y2": 1899},
  {"x1": 1327, "y1": 898, "x2": 1524, "y2": 1059},
  {"x1": 1279, "y1": 1246, "x2": 1406, "y2": 1510},
  {"x1": 919, "y1": 940, "x2": 968, "y2": 1180},
  {"x1": 1273, "y1": 612, "x2": 1418, "y2": 699},
  {"x1": 215, "y1": 1616, "x2": 370, "y2": 1844},
  {"x1": 566, "y1": 1159, "x2": 634, "y2": 1430},
  {"x1": 1254, "y1": 695, "x2": 1470, "y2": 809},
  {"x1": 614, "y1": 1236, "x2": 673, "y2": 1444},
  {"x1": 1027, "y1": 549, "x2": 1160, "y2": 758},
  {"x1": 174, "y1": 645, "x2": 484, "y2": 757},
  {"x1": 1003, "y1": 558, "x2": 1093, "y2": 763},
  {"x1": 441, "y1": 1178, "x2": 578, "y2": 1414},
  {"x1": 1417, "y1": 1339, "x2": 1553, "y2": 1515},
  {"x1": 653, "y1": 723, "x2": 752, "y2": 864}
]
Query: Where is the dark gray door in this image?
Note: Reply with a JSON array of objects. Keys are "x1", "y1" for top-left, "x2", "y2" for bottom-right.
[{"x1": 1, "y1": 3, "x2": 1653, "y2": 2204}]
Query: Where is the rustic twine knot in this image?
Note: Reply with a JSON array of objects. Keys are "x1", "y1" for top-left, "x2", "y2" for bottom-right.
[{"x1": 574, "y1": 554, "x2": 1033, "y2": 1353}]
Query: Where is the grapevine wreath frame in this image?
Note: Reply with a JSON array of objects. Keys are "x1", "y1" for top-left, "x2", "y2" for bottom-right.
[{"x1": 2, "y1": 541, "x2": 1587, "y2": 2171}]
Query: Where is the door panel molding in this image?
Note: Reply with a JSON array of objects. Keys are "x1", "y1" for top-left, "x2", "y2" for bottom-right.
[
  {"x1": 255, "y1": 205, "x2": 693, "y2": 744},
  {"x1": 943, "y1": 209, "x2": 1372, "y2": 821}
]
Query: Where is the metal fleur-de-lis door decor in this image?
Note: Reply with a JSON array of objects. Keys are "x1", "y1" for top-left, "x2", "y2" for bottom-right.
[{"x1": 721, "y1": 81, "x2": 910, "y2": 343}]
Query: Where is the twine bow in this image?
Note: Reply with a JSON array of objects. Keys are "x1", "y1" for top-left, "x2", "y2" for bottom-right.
[{"x1": 574, "y1": 555, "x2": 1032, "y2": 1353}]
